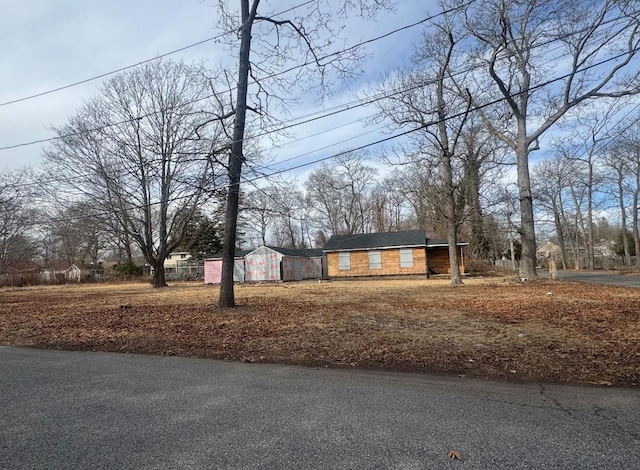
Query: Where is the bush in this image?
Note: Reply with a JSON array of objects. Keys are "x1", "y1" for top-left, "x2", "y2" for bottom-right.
[
  {"x1": 465, "y1": 258, "x2": 514, "y2": 276},
  {"x1": 111, "y1": 260, "x2": 144, "y2": 277}
]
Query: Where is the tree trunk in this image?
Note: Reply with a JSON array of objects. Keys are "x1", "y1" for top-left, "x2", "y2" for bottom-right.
[
  {"x1": 219, "y1": 0, "x2": 255, "y2": 308},
  {"x1": 616, "y1": 168, "x2": 631, "y2": 265},
  {"x1": 516, "y1": 132, "x2": 537, "y2": 279},
  {"x1": 465, "y1": 157, "x2": 485, "y2": 259},
  {"x1": 548, "y1": 258, "x2": 557, "y2": 280},
  {"x1": 586, "y1": 160, "x2": 595, "y2": 270},
  {"x1": 552, "y1": 202, "x2": 567, "y2": 269},
  {"x1": 151, "y1": 261, "x2": 168, "y2": 288},
  {"x1": 442, "y1": 151, "x2": 462, "y2": 285},
  {"x1": 633, "y1": 190, "x2": 640, "y2": 269}
]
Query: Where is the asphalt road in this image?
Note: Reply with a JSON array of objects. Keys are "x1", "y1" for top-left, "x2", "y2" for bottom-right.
[
  {"x1": 552, "y1": 270, "x2": 640, "y2": 288},
  {"x1": 1, "y1": 347, "x2": 638, "y2": 469}
]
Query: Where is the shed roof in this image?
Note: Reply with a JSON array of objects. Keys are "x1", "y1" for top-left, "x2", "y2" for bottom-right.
[
  {"x1": 204, "y1": 246, "x2": 318, "y2": 260},
  {"x1": 263, "y1": 246, "x2": 310, "y2": 257},
  {"x1": 324, "y1": 230, "x2": 427, "y2": 251},
  {"x1": 204, "y1": 249, "x2": 252, "y2": 260},
  {"x1": 299, "y1": 248, "x2": 324, "y2": 257}
]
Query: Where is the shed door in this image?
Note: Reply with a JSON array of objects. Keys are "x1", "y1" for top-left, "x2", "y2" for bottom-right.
[{"x1": 294, "y1": 259, "x2": 303, "y2": 281}]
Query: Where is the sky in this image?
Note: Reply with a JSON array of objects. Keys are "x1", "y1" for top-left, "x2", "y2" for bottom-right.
[{"x1": 0, "y1": 0, "x2": 431, "y2": 175}]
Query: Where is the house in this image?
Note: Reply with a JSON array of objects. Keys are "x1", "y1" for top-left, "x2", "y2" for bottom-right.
[
  {"x1": 536, "y1": 239, "x2": 587, "y2": 260},
  {"x1": 203, "y1": 246, "x2": 324, "y2": 284},
  {"x1": 323, "y1": 230, "x2": 466, "y2": 278},
  {"x1": 593, "y1": 239, "x2": 615, "y2": 257},
  {"x1": 163, "y1": 251, "x2": 192, "y2": 274},
  {"x1": 65, "y1": 264, "x2": 82, "y2": 282},
  {"x1": 40, "y1": 262, "x2": 82, "y2": 283}
]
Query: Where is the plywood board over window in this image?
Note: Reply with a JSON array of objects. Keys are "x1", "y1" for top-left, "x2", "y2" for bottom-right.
[
  {"x1": 338, "y1": 252, "x2": 351, "y2": 270},
  {"x1": 399, "y1": 248, "x2": 413, "y2": 268},
  {"x1": 369, "y1": 250, "x2": 382, "y2": 269}
]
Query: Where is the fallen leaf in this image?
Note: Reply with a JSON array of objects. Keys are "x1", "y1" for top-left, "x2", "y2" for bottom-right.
[{"x1": 448, "y1": 450, "x2": 463, "y2": 461}]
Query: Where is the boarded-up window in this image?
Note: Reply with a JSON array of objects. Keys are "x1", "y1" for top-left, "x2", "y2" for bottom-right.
[
  {"x1": 338, "y1": 252, "x2": 351, "y2": 271},
  {"x1": 369, "y1": 250, "x2": 382, "y2": 269},
  {"x1": 400, "y1": 248, "x2": 414, "y2": 268}
]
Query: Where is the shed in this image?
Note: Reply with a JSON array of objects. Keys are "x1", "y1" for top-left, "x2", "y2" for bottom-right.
[
  {"x1": 203, "y1": 250, "x2": 250, "y2": 284},
  {"x1": 245, "y1": 246, "x2": 314, "y2": 282},
  {"x1": 299, "y1": 249, "x2": 324, "y2": 279},
  {"x1": 203, "y1": 246, "x2": 324, "y2": 284},
  {"x1": 323, "y1": 230, "x2": 466, "y2": 278},
  {"x1": 65, "y1": 264, "x2": 82, "y2": 282}
]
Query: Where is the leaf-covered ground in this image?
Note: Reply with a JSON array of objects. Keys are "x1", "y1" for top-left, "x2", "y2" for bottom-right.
[{"x1": 1, "y1": 278, "x2": 638, "y2": 386}]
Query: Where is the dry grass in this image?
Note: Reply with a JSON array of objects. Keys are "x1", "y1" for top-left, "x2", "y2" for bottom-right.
[{"x1": 1, "y1": 277, "x2": 638, "y2": 386}]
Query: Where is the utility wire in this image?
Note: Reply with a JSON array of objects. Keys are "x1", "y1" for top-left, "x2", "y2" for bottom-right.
[
  {"x1": 2, "y1": 0, "x2": 634, "y2": 155},
  {"x1": 29, "y1": 47, "x2": 640, "y2": 225},
  {"x1": 0, "y1": 1, "x2": 476, "y2": 152},
  {"x1": 2, "y1": 4, "x2": 637, "y2": 189},
  {"x1": 0, "y1": 0, "x2": 317, "y2": 108},
  {"x1": 3, "y1": 33, "x2": 638, "y2": 194}
]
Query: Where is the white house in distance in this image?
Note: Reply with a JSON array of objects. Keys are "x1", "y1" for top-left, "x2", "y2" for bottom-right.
[
  {"x1": 163, "y1": 251, "x2": 192, "y2": 275},
  {"x1": 204, "y1": 246, "x2": 323, "y2": 284}
]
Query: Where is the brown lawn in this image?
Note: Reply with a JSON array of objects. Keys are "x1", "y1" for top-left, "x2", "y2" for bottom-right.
[{"x1": 0, "y1": 278, "x2": 638, "y2": 387}]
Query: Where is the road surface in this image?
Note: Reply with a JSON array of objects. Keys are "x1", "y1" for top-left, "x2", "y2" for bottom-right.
[
  {"x1": 1, "y1": 347, "x2": 638, "y2": 469},
  {"x1": 553, "y1": 270, "x2": 640, "y2": 288}
]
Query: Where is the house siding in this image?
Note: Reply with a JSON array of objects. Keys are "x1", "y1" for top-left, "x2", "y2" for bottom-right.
[{"x1": 327, "y1": 247, "x2": 427, "y2": 278}]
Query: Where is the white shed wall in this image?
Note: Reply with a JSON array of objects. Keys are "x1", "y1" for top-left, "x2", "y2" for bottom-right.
[{"x1": 245, "y1": 246, "x2": 282, "y2": 281}]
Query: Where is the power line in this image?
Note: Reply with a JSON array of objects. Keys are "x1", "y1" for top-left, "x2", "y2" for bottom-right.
[
  {"x1": 2, "y1": 3, "x2": 638, "y2": 192},
  {"x1": 3, "y1": 33, "x2": 638, "y2": 195},
  {"x1": 3, "y1": 0, "x2": 634, "y2": 156},
  {"x1": 0, "y1": 1, "x2": 475, "y2": 152},
  {"x1": 0, "y1": 0, "x2": 317, "y2": 109},
  {"x1": 29, "y1": 45, "x2": 640, "y2": 227}
]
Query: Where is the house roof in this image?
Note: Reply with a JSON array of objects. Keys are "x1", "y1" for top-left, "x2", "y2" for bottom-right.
[
  {"x1": 323, "y1": 231, "x2": 468, "y2": 251},
  {"x1": 537, "y1": 239, "x2": 586, "y2": 251},
  {"x1": 323, "y1": 230, "x2": 427, "y2": 252}
]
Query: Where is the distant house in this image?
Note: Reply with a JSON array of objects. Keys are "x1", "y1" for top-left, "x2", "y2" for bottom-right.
[
  {"x1": 203, "y1": 246, "x2": 324, "y2": 284},
  {"x1": 593, "y1": 239, "x2": 615, "y2": 257},
  {"x1": 536, "y1": 239, "x2": 587, "y2": 261},
  {"x1": 40, "y1": 262, "x2": 82, "y2": 283},
  {"x1": 65, "y1": 264, "x2": 82, "y2": 282},
  {"x1": 323, "y1": 230, "x2": 466, "y2": 278},
  {"x1": 163, "y1": 251, "x2": 192, "y2": 274}
]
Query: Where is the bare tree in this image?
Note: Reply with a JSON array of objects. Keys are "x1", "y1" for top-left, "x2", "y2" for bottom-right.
[
  {"x1": 532, "y1": 156, "x2": 574, "y2": 269},
  {"x1": 603, "y1": 143, "x2": 632, "y2": 265},
  {"x1": 305, "y1": 152, "x2": 378, "y2": 236},
  {"x1": 609, "y1": 123, "x2": 640, "y2": 267},
  {"x1": 243, "y1": 187, "x2": 278, "y2": 246},
  {"x1": 372, "y1": 15, "x2": 472, "y2": 284},
  {"x1": 215, "y1": 0, "x2": 392, "y2": 307},
  {"x1": 455, "y1": 0, "x2": 640, "y2": 278},
  {"x1": 243, "y1": 181, "x2": 308, "y2": 248},
  {"x1": 41, "y1": 201, "x2": 104, "y2": 266},
  {"x1": 371, "y1": 174, "x2": 411, "y2": 232},
  {"x1": 0, "y1": 171, "x2": 38, "y2": 275},
  {"x1": 43, "y1": 60, "x2": 226, "y2": 287}
]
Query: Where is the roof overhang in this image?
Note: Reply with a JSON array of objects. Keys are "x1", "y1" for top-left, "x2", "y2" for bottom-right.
[
  {"x1": 426, "y1": 242, "x2": 470, "y2": 248},
  {"x1": 323, "y1": 244, "x2": 426, "y2": 253}
]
